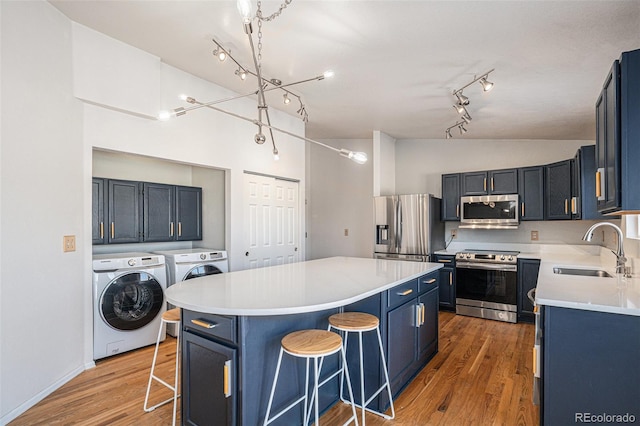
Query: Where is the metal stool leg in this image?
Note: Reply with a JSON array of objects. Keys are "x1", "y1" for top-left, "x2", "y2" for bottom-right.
[{"x1": 143, "y1": 319, "x2": 165, "y2": 412}]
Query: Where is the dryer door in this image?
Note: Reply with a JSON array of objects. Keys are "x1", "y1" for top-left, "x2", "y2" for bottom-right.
[
  {"x1": 183, "y1": 264, "x2": 224, "y2": 280},
  {"x1": 100, "y1": 272, "x2": 164, "y2": 331}
]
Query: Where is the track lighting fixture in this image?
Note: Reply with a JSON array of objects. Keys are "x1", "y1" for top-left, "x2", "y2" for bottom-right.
[
  {"x1": 235, "y1": 67, "x2": 248, "y2": 80},
  {"x1": 213, "y1": 47, "x2": 228, "y2": 62},
  {"x1": 445, "y1": 68, "x2": 495, "y2": 138},
  {"x1": 479, "y1": 76, "x2": 494, "y2": 92}
]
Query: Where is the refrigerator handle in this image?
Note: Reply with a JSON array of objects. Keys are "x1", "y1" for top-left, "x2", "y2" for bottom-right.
[{"x1": 396, "y1": 198, "x2": 402, "y2": 250}]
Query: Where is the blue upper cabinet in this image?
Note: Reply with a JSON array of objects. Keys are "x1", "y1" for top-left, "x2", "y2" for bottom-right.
[{"x1": 595, "y1": 48, "x2": 640, "y2": 214}]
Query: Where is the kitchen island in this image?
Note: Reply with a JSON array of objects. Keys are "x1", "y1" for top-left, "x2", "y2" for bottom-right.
[{"x1": 166, "y1": 256, "x2": 443, "y2": 425}]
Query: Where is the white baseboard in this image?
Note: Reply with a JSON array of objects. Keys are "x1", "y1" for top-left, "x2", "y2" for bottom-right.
[{"x1": 1, "y1": 364, "x2": 88, "y2": 425}]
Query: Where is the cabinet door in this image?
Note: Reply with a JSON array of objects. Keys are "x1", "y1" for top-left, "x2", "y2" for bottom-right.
[
  {"x1": 545, "y1": 160, "x2": 573, "y2": 220},
  {"x1": 438, "y1": 265, "x2": 455, "y2": 309},
  {"x1": 596, "y1": 60, "x2": 621, "y2": 213},
  {"x1": 386, "y1": 301, "x2": 417, "y2": 388},
  {"x1": 489, "y1": 168, "x2": 518, "y2": 194},
  {"x1": 182, "y1": 331, "x2": 236, "y2": 426},
  {"x1": 92, "y1": 178, "x2": 106, "y2": 245},
  {"x1": 578, "y1": 145, "x2": 606, "y2": 220},
  {"x1": 107, "y1": 179, "x2": 141, "y2": 243},
  {"x1": 143, "y1": 182, "x2": 175, "y2": 242},
  {"x1": 417, "y1": 289, "x2": 438, "y2": 360},
  {"x1": 461, "y1": 171, "x2": 488, "y2": 195},
  {"x1": 518, "y1": 166, "x2": 545, "y2": 221},
  {"x1": 517, "y1": 259, "x2": 540, "y2": 322},
  {"x1": 441, "y1": 174, "x2": 461, "y2": 221},
  {"x1": 176, "y1": 186, "x2": 203, "y2": 241}
]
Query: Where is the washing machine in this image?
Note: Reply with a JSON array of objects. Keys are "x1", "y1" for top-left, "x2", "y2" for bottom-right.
[
  {"x1": 154, "y1": 248, "x2": 228, "y2": 335},
  {"x1": 92, "y1": 252, "x2": 167, "y2": 360}
]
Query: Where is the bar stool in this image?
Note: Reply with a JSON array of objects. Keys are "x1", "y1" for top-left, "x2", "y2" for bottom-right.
[
  {"x1": 328, "y1": 312, "x2": 395, "y2": 425},
  {"x1": 263, "y1": 329, "x2": 359, "y2": 426},
  {"x1": 143, "y1": 308, "x2": 181, "y2": 426}
]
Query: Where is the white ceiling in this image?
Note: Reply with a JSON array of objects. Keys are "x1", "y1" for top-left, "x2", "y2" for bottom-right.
[{"x1": 49, "y1": 0, "x2": 640, "y2": 141}]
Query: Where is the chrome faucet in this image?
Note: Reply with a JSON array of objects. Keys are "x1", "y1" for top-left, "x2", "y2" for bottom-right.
[{"x1": 582, "y1": 222, "x2": 627, "y2": 274}]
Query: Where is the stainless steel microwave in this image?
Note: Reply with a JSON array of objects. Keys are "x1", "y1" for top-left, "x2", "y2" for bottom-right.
[{"x1": 460, "y1": 194, "x2": 519, "y2": 229}]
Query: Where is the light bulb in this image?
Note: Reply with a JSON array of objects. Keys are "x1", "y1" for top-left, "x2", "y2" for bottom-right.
[
  {"x1": 157, "y1": 110, "x2": 172, "y2": 121},
  {"x1": 350, "y1": 151, "x2": 368, "y2": 164},
  {"x1": 179, "y1": 94, "x2": 188, "y2": 101},
  {"x1": 283, "y1": 94, "x2": 291, "y2": 105},
  {"x1": 273, "y1": 148, "x2": 279, "y2": 161},
  {"x1": 218, "y1": 50, "x2": 227, "y2": 61},
  {"x1": 237, "y1": 0, "x2": 253, "y2": 23},
  {"x1": 235, "y1": 68, "x2": 247, "y2": 80},
  {"x1": 322, "y1": 70, "x2": 335, "y2": 79}
]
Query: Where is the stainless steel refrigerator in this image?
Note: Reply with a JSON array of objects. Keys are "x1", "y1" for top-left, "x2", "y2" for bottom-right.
[{"x1": 374, "y1": 194, "x2": 445, "y2": 262}]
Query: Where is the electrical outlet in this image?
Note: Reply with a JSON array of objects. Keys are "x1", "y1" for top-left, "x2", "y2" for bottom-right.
[
  {"x1": 531, "y1": 230, "x2": 539, "y2": 241},
  {"x1": 344, "y1": 228, "x2": 349, "y2": 237},
  {"x1": 63, "y1": 235, "x2": 76, "y2": 252},
  {"x1": 451, "y1": 229, "x2": 458, "y2": 238}
]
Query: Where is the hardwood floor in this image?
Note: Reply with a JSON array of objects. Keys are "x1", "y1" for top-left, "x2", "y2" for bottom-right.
[{"x1": 10, "y1": 312, "x2": 538, "y2": 425}]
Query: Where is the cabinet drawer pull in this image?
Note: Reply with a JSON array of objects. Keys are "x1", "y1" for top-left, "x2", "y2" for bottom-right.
[
  {"x1": 491, "y1": 177, "x2": 495, "y2": 191},
  {"x1": 424, "y1": 278, "x2": 436, "y2": 284},
  {"x1": 449, "y1": 272, "x2": 453, "y2": 286},
  {"x1": 595, "y1": 170, "x2": 602, "y2": 198},
  {"x1": 191, "y1": 318, "x2": 218, "y2": 329},
  {"x1": 110, "y1": 222, "x2": 115, "y2": 239},
  {"x1": 397, "y1": 289, "x2": 413, "y2": 296},
  {"x1": 100, "y1": 222, "x2": 104, "y2": 239},
  {"x1": 178, "y1": 222, "x2": 182, "y2": 237},
  {"x1": 421, "y1": 303, "x2": 425, "y2": 325},
  {"x1": 438, "y1": 259, "x2": 452, "y2": 263},
  {"x1": 564, "y1": 199, "x2": 568, "y2": 214},
  {"x1": 571, "y1": 197, "x2": 577, "y2": 214},
  {"x1": 456, "y1": 204, "x2": 459, "y2": 218},
  {"x1": 521, "y1": 203, "x2": 525, "y2": 217},
  {"x1": 483, "y1": 178, "x2": 487, "y2": 191},
  {"x1": 223, "y1": 360, "x2": 232, "y2": 397},
  {"x1": 170, "y1": 222, "x2": 174, "y2": 237}
]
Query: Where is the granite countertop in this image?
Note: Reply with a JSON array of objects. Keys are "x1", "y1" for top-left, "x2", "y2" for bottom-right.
[{"x1": 165, "y1": 256, "x2": 442, "y2": 316}]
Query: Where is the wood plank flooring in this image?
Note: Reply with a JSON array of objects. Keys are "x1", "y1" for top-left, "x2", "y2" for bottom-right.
[{"x1": 10, "y1": 312, "x2": 538, "y2": 425}]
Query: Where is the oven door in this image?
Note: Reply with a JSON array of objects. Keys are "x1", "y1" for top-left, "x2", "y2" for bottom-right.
[{"x1": 455, "y1": 262, "x2": 517, "y2": 309}]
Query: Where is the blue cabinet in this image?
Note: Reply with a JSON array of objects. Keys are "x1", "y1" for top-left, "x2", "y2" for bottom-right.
[
  {"x1": 517, "y1": 258, "x2": 540, "y2": 323},
  {"x1": 434, "y1": 254, "x2": 456, "y2": 310},
  {"x1": 545, "y1": 159, "x2": 573, "y2": 220},
  {"x1": 461, "y1": 169, "x2": 518, "y2": 196},
  {"x1": 442, "y1": 173, "x2": 461, "y2": 221},
  {"x1": 541, "y1": 306, "x2": 640, "y2": 424},
  {"x1": 518, "y1": 166, "x2": 545, "y2": 221},
  {"x1": 595, "y1": 48, "x2": 640, "y2": 214},
  {"x1": 92, "y1": 178, "x2": 106, "y2": 245}
]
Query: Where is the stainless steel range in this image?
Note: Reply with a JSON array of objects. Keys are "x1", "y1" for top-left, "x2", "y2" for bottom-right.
[{"x1": 455, "y1": 249, "x2": 519, "y2": 323}]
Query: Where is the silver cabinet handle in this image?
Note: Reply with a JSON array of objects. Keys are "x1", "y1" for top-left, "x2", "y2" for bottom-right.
[{"x1": 527, "y1": 288, "x2": 536, "y2": 305}]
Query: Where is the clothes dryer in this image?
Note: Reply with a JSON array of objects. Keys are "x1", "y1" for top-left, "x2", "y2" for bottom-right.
[
  {"x1": 154, "y1": 248, "x2": 228, "y2": 335},
  {"x1": 92, "y1": 252, "x2": 167, "y2": 360}
]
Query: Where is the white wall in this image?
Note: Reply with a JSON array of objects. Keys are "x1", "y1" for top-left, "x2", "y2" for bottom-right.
[
  {"x1": 1, "y1": 2, "x2": 86, "y2": 422},
  {"x1": 1, "y1": 4, "x2": 308, "y2": 422},
  {"x1": 306, "y1": 139, "x2": 373, "y2": 259}
]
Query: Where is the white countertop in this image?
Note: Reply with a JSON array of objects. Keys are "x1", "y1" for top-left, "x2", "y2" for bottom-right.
[
  {"x1": 536, "y1": 249, "x2": 640, "y2": 316},
  {"x1": 165, "y1": 256, "x2": 442, "y2": 316}
]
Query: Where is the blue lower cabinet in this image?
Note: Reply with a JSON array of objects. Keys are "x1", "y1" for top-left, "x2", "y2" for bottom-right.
[{"x1": 542, "y1": 306, "x2": 640, "y2": 425}]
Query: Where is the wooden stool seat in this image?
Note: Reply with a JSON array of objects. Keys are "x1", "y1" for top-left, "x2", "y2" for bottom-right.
[
  {"x1": 281, "y1": 330, "x2": 342, "y2": 356},
  {"x1": 162, "y1": 308, "x2": 181, "y2": 323},
  {"x1": 329, "y1": 312, "x2": 379, "y2": 331}
]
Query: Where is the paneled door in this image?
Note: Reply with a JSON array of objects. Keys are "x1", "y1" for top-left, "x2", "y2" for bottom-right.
[{"x1": 243, "y1": 173, "x2": 300, "y2": 269}]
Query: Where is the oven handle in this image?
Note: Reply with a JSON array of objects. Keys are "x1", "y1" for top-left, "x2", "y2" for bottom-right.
[{"x1": 456, "y1": 262, "x2": 517, "y2": 272}]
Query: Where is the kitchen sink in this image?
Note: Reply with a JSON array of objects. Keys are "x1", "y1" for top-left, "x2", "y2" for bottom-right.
[{"x1": 552, "y1": 267, "x2": 613, "y2": 278}]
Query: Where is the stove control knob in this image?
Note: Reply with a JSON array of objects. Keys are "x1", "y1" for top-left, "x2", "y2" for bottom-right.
[
  {"x1": 128, "y1": 259, "x2": 136, "y2": 266},
  {"x1": 508, "y1": 255, "x2": 513, "y2": 261},
  {"x1": 500, "y1": 255, "x2": 505, "y2": 260},
  {"x1": 466, "y1": 254, "x2": 471, "y2": 259},
  {"x1": 200, "y1": 253, "x2": 207, "y2": 260}
]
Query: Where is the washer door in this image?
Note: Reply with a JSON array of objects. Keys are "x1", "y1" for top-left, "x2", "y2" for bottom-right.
[
  {"x1": 100, "y1": 272, "x2": 164, "y2": 331},
  {"x1": 184, "y1": 264, "x2": 223, "y2": 280}
]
